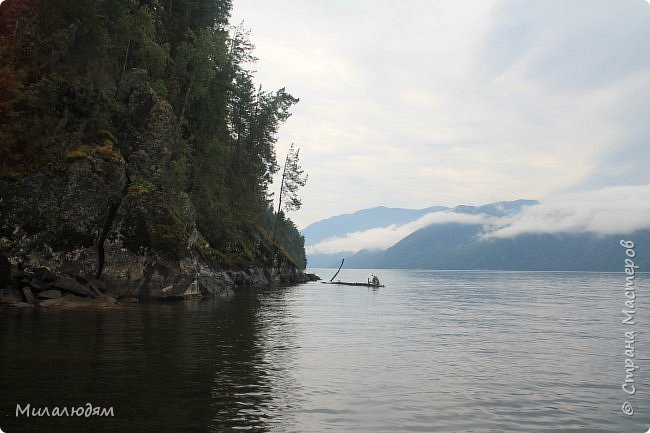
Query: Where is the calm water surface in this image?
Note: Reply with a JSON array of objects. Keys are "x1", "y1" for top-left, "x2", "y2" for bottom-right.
[{"x1": 1, "y1": 270, "x2": 648, "y2": 432}]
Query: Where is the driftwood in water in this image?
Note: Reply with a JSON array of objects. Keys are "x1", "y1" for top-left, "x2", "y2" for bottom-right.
[
  {"x1": 321, "y1": 281, "x2": 384, "y2": 288},
  {"x1": 325, "y1": 258, "x2": 383, "y2": 287},
  {"x1": 329, "y1": 258, "x2": 345, "y2": 282}
]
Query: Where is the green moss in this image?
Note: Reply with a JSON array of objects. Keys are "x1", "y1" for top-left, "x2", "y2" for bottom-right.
[
  {"x1": 66, "y1": 144, "x2": 94, "y2": 160},
  {"x1": 66, "y1": 140, "x2": 123, "y2": 163},
  {"x1": 96, "y1": 130, "x2": 117, "y2": 145},
  {"x1": 128, "y1": 178, "x2": 157, "y2": 195},
  {"x1": 95, "y1": 141, "x2": 116, "y2": 156},
  {"x1": 66, "y1": 131, "x2": 120, "y2": 162}
]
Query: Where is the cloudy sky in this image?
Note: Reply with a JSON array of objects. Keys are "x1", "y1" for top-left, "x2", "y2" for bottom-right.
[{"x1": 231, "y1": 0, "x2": 650, "y2": 230}]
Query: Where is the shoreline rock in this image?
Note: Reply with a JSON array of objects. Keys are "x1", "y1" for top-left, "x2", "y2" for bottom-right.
[{"x1": 0, "y1": 260, "x2": 320, "y2": 309}]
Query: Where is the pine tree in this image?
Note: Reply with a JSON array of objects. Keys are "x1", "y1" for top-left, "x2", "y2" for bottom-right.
[{"x1": 272, "y1": 143, "x2": 308, "y2": 246}]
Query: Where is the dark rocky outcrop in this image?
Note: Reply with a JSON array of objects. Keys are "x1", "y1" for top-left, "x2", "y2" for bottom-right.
[
  {"x1": 37, "y1": 289, "x2": 62, "y2": 299},
  {"x1": 21, "y1": 287, "x2": 35, "y2": 304},
  {"x1": 0, "y1": 70, "x2": 312, "y2": 308},
  {"x1": 51, "y1": 277, "x2": 95, "y2": 297},
  {"x1": 0, "y1": 252, "x2": 9, "y2": 290}
]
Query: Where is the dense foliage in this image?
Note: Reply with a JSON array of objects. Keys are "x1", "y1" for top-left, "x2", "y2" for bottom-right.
[{"x1": 0, "y1": 0, "x2": 306, "y2": 268}]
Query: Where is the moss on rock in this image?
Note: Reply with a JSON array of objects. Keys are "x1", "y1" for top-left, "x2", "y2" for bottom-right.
[{"x1": 128, "y1": 178, "x2": 157, "y2": 195}]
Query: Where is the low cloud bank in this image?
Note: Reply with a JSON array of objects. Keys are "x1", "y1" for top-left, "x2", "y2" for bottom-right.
[
  {"x1": 485, "y1": 185, "x2": 650, "y2": 238},
  {"x1": 307, "y1": 212, "x2": 488, "y2": 255},
  {"x1": 307, "y1": 185, "x2": 650, "y2": 254}
]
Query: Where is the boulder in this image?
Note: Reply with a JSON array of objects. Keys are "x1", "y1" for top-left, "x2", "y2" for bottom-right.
[
  {"x1": 39, "y1": 293, "x2": 118, "y2": 309},
  {"x1": 12, "y1": 267, "x2": 33, "y2": 282},
  {"x1": 228, "y1": 271, "x2": 245, "y2": 286},
  {"x1": 39, "y1": 294, "x2": 84, "y2": 308},
  {"x1": 86, "y1": 278, "x2": 107, "y2": 292},
  {"x1": 197, "y1": 267, "x2": 234, "y2": 296},
  {"x1": 0, "y1": 252, "x2": 9, "y2": 290},
  {"x1": 0, "y1": 286, "x2": 20, "y2": 304},
  {"x1": 21, "y1": 287, "x2": 35, "y2": 304},
  {"x1": 305, "y1": 273, "x2": 321, "y2": 282},
  {"x1": 37, "y1": 289, "x2": 62, "y2": 299},
  {"x1": 13, "y1": 302, "x2": 35, "y2": 308},
  {"x1": 248, "y1": 267, "x2": 269, "y2": 287},
  {"x1": 75, "y1": 276, "x2": 104, "y2": 297},
  {"x1": 51, "y1": 277, "x2": 94, "y2": 297},
  {"x1": 33, "y1": 267, "x2": 57, "y2": 283},
  {"x1": 116, "y1": 68, "x2": 149, "y2": 102},
  {"x1": 29, "y1": 278, "x2": 51, "y2": 291}
]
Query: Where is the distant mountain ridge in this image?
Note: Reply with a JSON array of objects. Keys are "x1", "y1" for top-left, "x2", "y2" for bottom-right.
[
  {"x1": 343, "y1": 226, "x2": 650, "y2": 271},
  {"x1": 302, "y1": 199, "x2": 539, "y2": 247},
  {"x1": 304, "y1": 199, "x2": 649, "y2": 271},
  {"x1": 302, "y1": 205, "x2": 449, "y2": 245}
]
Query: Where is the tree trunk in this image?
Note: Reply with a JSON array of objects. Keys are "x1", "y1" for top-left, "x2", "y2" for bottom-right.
[
  {"x1": 179, "y1": 75, "x2": 195, "y2": 120},
  {"x1": 272, "y1": 152, "x2": 289, "y2": 246},
  {"x1": 115, "y1": 39, "x2": 131, "y2": 98}
]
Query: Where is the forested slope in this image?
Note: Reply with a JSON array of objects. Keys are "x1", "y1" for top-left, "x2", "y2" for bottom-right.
[{"x1": 0, "y1": 0, "x2": 308, "y2": 301}]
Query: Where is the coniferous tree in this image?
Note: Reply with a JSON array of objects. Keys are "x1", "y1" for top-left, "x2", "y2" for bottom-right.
[{"x1": 273, "y1": 143, "x2": 308, "y2": 245}]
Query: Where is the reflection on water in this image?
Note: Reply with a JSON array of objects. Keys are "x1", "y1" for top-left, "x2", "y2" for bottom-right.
[
  {"x1": 0, "y1": 291, "x2": 293, "y2": 433},
  {"x1": 0, "y1": 270, "x2": 649, "y2": 432}
]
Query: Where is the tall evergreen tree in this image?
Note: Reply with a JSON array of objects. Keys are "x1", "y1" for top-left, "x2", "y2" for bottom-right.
[{"x1": 273, "y1": 143, "x2": 308, "y2": 246}]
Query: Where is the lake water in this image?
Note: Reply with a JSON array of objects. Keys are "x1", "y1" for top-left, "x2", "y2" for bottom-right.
[{"x1": 1, "y1": 269, "x2": 648, "y2": 432}]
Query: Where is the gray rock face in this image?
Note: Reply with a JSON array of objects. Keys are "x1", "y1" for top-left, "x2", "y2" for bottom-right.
[
  {"x1": 196, "y1": 266, "x2": 235, "y2": 297},
  {"x1": 0, "y1": 129, "x2": 128, "y2": 280},
  {"x1": 123, "y1": 76, "x2": 175, "y2": 185},
  {"x1": 116, "y1": 68, "x2": 148, "y2": 102}
]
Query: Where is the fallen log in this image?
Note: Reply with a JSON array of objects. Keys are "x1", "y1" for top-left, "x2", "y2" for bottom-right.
[{"x1": 321, "y1": 280, "x2": 384, "y2": 288}]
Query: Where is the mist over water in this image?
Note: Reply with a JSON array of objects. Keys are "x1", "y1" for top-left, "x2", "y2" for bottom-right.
[{"x1": 1, "y1": 270, "x2": 648, "y2": 432}]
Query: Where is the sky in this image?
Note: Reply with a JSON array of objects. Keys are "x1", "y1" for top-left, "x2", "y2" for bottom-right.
[{"x1": 232, "y1": 0, "x2": 650, "y2": 231}]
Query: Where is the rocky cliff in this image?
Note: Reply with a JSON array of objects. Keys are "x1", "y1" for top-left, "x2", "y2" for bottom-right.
[{"x1": 0, "y1": 70, "x2": 313, "y2": 307}]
